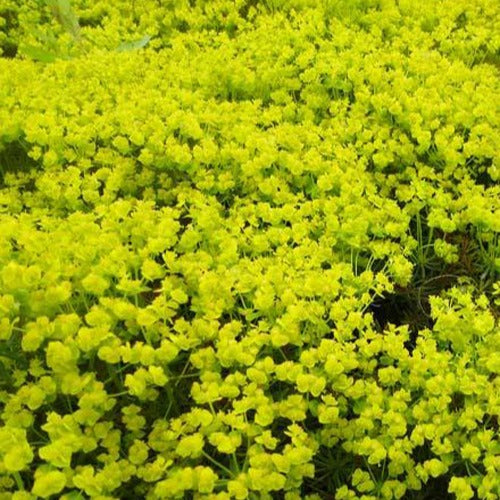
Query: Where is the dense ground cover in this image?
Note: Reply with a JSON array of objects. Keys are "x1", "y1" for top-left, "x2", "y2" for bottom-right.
[{"x1": 0, "y1": 1, "x2": 499, "y2": 498}]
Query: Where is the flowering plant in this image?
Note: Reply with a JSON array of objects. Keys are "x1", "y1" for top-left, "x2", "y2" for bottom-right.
[{"x1": 0, "y1": 0, "x2": 498, "y2": 498}]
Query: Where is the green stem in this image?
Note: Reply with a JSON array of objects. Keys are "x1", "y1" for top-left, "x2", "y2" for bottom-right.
[
  {"x1": 108, "y1": 391, "x2": 130, "y2": 398},
  {"x1": 13, "y1": 472, "x2": 24, "y2": 490},
  {"x1": 231, "y1": 452, "x2": 240, "y2": 474},
  {"x1": 416, "y1": 212, "x2": 425, "y2": 279},
  {"x1": 465, "y1": 461, "x2": 472, "y2": 477},
  {"x1": 201, "y1": 450, "x2": 234, "y2": 478},
  {"x1": 174, "y1": 359, "x2": 191, "y2": 388}
]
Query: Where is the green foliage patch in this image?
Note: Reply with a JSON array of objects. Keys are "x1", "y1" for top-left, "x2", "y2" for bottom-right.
[{"x1": 0, "y1": 0, "x2": 499, "y2": 498}]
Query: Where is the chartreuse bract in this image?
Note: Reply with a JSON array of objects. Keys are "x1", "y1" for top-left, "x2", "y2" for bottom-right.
[{"x1": 0, "y1": 0, "x2": 499, "y2": 498}]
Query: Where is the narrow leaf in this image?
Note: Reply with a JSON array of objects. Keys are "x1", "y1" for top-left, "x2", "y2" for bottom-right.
[
  {"x1": 117, "y1": 35, "x2": 152, "y2": 52},
  {"x1": 47, "y1": 0, "x2": 81, "y2": 40},
  {"x1": 20, "y1": 46, "x2": 58, "y2": 63}
]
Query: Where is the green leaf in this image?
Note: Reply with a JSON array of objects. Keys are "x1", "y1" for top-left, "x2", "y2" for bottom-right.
[
  {"x1": 47, "y1": 0, "x2": 80, "y2": 39},
  {"x1": 117, "y1": 35, "x2": 152, "y2": 52},
  {"x1": 61, "y1": 491, "x2": 85, "y2": 500},
  {"x1": 19, "y1": 45, "x2": 58, "y2": 63}
]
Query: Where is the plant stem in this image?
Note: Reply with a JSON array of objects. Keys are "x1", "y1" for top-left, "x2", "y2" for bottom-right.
[
  {"x1": 13, "y1": 472, "x2": 24, "y2": 490},
  {"x1": 416, "y1": 212, "x2": 425, "y2": 279},
  {"x1": 201, "y1": 450, "x2": 234, "y2": 478}
]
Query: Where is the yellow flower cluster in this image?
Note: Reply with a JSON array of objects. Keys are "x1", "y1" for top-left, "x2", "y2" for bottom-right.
[{"x1": 0, "y1": 0, "x2": 498, "y2": 498}]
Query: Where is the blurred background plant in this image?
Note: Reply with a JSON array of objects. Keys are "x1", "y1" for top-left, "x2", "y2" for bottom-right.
[{"x1": 1, "y1": 0, "x2": 150, "y2": 62}]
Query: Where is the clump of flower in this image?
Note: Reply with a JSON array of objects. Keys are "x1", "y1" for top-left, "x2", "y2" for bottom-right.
[{"x1": 0, "y1": 0, "x2": 498, "y2": 498}]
